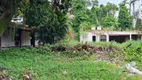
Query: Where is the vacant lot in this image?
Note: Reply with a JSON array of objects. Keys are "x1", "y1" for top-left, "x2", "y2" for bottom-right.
[{"x1": 0, "y1": 41, "x2": 142, "y2": 80}]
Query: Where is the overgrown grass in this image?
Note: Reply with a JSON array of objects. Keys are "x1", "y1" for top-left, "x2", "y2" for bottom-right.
[
  {"x1": 0, "y1": 40, "x2": 142, "y2": 80},
  {"x1": 0, "y1": 48, "x2": 122, "y2": 80}
]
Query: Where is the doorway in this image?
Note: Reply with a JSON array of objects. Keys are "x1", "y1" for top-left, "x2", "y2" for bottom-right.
[{"x1": 92, "y1": 36, "x2": 96, "y2": 42}]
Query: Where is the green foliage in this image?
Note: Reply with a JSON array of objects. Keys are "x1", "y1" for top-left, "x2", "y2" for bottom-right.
[
  {"x1": 135, "y1": 19, "x2": 142, "y2": 30},
  {"x1": 71, "y1": 1, "x2": 119, "y2": 40},
  {"x1": 105, "y1": 2, "x2": 118, "y2": 17},
  {"x1": 25, "y1": 0, "x2": 51, "y2": 27},
  {"x1": 89, "y1": 41, "x2": 142, "y2": 63},
  {"x1": 1, "y1": 41, "x2": 142, "y2": 79},
  {"x1": 0, "y1": 0, "x2": 24, "y2": 36},
  {"x1": 91, "y1": 5, "x2": 107, "y2": 26},
  {"x1": 72, "y1": 0, "x2": 89, "y2": 32},
  {"x1": 121, "y1": 41, "x2": 142, "y2": 62},
  {"x1": 0, "y1": 48, "x2": 122, "y2": 80},
  {"x1": 0, "y1": 20, "x2": 9, "y2": 36},
  {"x1": 79, "y1": 21, "x2": 91, "y2": 31},
  {"x1": 93, "y1": 0, "x2": 99, "y2": 7},
  {"x1": 102, "y1": 15, "x2": 118, "y2": 27},
  {"x1": 25, "y1": 0, "x2": 71, "y2": 44},
  {"x1": 123, "y1": 46, "x2": 142, "y2": 62},
  {"x1": 89, "y1": 2, "x2": 118, "y2": 27},
  {"x1": 118, "y1": 3, "x2": 132, "y2": 30}
]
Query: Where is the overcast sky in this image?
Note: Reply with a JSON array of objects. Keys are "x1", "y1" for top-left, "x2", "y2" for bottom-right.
[{"x1": 99, "y1": 0, "x2": 123, "y2": 5}]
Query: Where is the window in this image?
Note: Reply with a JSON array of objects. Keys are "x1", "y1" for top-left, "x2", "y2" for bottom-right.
[{"x1": 100, "y1": 35, "x2": 106, "y2": 41}]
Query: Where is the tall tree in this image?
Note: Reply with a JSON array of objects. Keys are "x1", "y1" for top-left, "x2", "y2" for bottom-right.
[
  {"x1": 135, "y1": 19, "x2": 142, "y2": 30},
  {"x1": 0, "y1": 0, "x2": 21, "y2": 36},
  {"x1": 86, "y1": 0, "x2": 98, "y2": 9},
  {"x1": 92, "y1": 0, "x2": 98, "y2": 7},
  {"x1": 0, "y1": 0, "x2": 30, "y2": 36},
  {"x1": 106, "y1": 2, "x2": 118, "y2": 17},
  {"x1": 25, "y1": 0, "x2": 71, "y2": 44},
  {"x1": 118, "y1": 2, "x2": 132, "y2": 30},
  {"x1": 91, "y1": 4, "x2": 107, "y2": 26},
  {"x1": 72, "y1": 0, "x2": 89, "y2": 32},
  {"x1": 102, "y1": 15, "x2": 117, "y2": 27}
]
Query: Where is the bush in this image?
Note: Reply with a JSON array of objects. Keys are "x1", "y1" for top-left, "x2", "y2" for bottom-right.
[{"x1": 121, "y1": 41, "x2": 142, "y2": 62}]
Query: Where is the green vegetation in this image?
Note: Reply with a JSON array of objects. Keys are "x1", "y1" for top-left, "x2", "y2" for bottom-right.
[
  {"x1": 0, "y1": 41, "x2": 142, "y2": 80},
  {"x1": 25, "y1": 0, "x2": 71, "y2": 44},
  {"x1": 136, "y1": 19, "x2": 142, "y2": 30},
  {"x1": 0, "y1": 0, "x2": 135, "y2": 43},
  {"x1": 0, "y1": 48, "x2": 121, "y2": 80},
  {"x1": 0, "y1": 0, "x2": 24, "y2": 35},
  {"x1": 0, "y1": 0, "x2": 142, "y2": 79},
  {"x1": 0, "y1": 0, "x2": 71, "y2": 44},
  {"x1": 102, "y1": 15, "x2": 118, "y2": 27},
  {"x1": 118, "y1": 1, "x2": 132, "y2": 30}
]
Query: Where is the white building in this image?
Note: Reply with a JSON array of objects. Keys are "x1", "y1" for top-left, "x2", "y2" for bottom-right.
[
  {"x1": 80, "y1": 30, "x2": 142, "y2": 43},
  {"x1": 0, "y1": 17, "x2": 34, "y2": 49}
]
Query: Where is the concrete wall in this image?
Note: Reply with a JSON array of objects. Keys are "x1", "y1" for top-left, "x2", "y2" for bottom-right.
[
  {"x1": 80, "y1": 32, "x2": 93, "y2": 42},
  {"x1": 1, "y1": 30, "x2": 15, "y2": 47},
  {"x1": 80, "y1": 31, "x2": 142, "y2": 43},
  {"x1": 1, "y1": 30, "x2": 31, "y2": 47},
  {"x1": 21, "y1": 31, "x2": 31, "y2": 46}
]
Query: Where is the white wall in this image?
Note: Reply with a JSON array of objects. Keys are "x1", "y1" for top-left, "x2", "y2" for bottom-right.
[
  {"x1": 1, "y1": 30, "x2": 15, "y2": 47},
  {"x1": 80, "y1": 32, "x2": 93, "y2": 42},
  {"x1": 21, "y1": 31, "x2": 31, "y2": 46},
  {"x1": 80, "y1": 31, "x2": 142, "y2": 42}
]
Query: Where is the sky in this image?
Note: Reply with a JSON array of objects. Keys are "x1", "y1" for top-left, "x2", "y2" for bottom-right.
[
  {"x1": 99, "y1": 0, "x2": 123, "y2": 5},
  {"x1": 87, "y1": 0, "x2": 125, "y2": 9}
]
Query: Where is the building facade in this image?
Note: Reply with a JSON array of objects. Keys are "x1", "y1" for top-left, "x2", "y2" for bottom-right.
[
  {"x1": 0, "y1": 26, "x2": 32, "y2": 48},
  {"x1": 80, "y1": 30, "x2": 142, "y2": 43},
  {"x1": 0, "y1": 17, "x2": 34, "y2": 49}
]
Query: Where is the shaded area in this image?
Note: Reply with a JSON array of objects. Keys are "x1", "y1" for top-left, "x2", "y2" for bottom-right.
[
  {"x1": 93, "y1": 36, "x2": 96, "y2": 41},
  {"x1": 109, "y1": 35, "x2": 129, "y2": 43}
]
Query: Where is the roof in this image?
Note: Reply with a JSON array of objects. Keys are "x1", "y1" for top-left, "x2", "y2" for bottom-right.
[
  {"x1": 9, "y1": 23, "x2": 33, "y2": 31},
  {"x1": 87, "y1": 30, "x2": 142, "y2": 35}
]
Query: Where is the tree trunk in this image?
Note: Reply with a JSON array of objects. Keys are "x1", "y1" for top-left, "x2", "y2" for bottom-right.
[
  {"x1": 0, "y1": 0, "x2": 17, "y2": 36},
  {"x1": 0, "y1": 19, "x2": 11, "y2": 36}
]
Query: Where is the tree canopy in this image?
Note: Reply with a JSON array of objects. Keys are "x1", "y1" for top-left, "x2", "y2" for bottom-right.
[
  {"x1": 102, "y1": 15, "x2": 117, "y2": 27},
  {"x1": 118, "y1": 2, "x2": 132, "y2": 30},
  {"x1": 0, "y1": 0, "x2": 71, "y2": 43},
  {"x1": 25, "y1": 0, "x2": 71, "y2": 44},
  {"x1": 136, "y1": 19, "x2": 142, "y2": 30},
  {"x1": 0, "y1": 0, "x2": 21, "y2": 36},
  {"x1": 0, "y1": 0, "x2": 137, "y2": 43}
]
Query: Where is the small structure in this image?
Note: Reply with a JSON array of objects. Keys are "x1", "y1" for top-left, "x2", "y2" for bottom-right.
[
  {"x1": 80, "y1": 30, "x2": 142, "y2": 43},
  {"x1": 0, "y1": 25, "x2": 34, "y2": 48},
  {"x1": 0, "y1": 17, "x2": 35, "y2": 49}
]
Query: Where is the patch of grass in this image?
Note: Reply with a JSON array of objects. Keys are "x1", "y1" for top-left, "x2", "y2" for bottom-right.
[
  {"x1": 125, "y1": 75, "x2": 142, "y2": 80},
  {"x1": 1, "y1": 40, "x2": 142, "y2": 80},
  {"x1": 90, "y1": 41, "x2": 120, "y2": 47},
  {"x1": 0, "y1": 48, "x2": 123, "y2": 80}
]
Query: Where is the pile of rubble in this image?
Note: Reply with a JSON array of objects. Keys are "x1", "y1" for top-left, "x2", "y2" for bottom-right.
[{"x1": 51, "y1": 44, "x2": 123, "y2": 62}]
